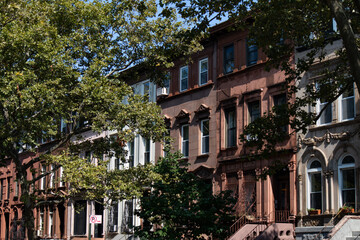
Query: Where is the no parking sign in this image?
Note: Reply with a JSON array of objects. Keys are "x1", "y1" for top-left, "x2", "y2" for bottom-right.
[{"x1": 89, "y1": 215, "x2": 102, "y2": 224}]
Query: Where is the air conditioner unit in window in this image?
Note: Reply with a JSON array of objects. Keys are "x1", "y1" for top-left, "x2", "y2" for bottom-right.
[{"x1": 156, "y1": 87, "x2": 168, "y2": 96}]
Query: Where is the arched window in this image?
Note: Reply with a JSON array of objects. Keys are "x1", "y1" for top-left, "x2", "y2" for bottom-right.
[
  {"x1": 339, "y1": 155, "x2": 356, "y2": 208},
  {"x1": 308, "y1": 160, "x2": 322, "y2": 211}
]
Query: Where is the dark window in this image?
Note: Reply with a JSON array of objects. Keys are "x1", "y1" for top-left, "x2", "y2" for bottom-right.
[
  {"x1": 121, "y1": 200, "x2": 134, "y2": 233},
  {"x1": 109, "y1": 203, "x2": 118, "y2": 232},
  {"x1": 225, "y1": 109, "x2": 236, "y2": 147},
  {"x1": 128, "y1": 141, "x2": 134, "y2": 167},
  {"x1": 274, "y1": 93, "x2": 287, "y2": 132},
  {"x1": 246, "y1": 40, "x2": 258, "y2": 66},
  {"x1": 74, "y1": 201, "x2": 87, "y2": 235},
  {"x1": 248, "y1": 101, "x2": 260, "y2": 123},
  {"x1": 6, "y1": 178, "x2": 10, "y2": 199},
  {"x1": 223, "y1": 44, "x2": 234, "y2": 74},
  {"x1": 144, "y1": 138, "x2": 150, "y2": 164}
]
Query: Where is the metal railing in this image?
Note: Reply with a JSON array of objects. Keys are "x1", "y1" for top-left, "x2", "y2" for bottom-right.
[
  {"x1": 228, "y1": 201, "x2": 256, "y2": 236},
  {"x1": 242, "y1": 223, "x2": 268, "y2": 240}
]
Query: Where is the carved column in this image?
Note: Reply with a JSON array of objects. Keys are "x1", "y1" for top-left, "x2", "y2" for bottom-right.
[
  {"x1": 297, "y1": 174, "x2": 303, "y2": 216},
  {"x1": 288, "y1": 160, "x2": 297, "y2": 217},
  {"x1": 255, "y1": 168, "x2": 262, "y2": 219},
  {"x1": 325, "y1": 170, "x2": 334, "y2": 214},
  {"x1": 237, "y1": 170, "x2": 244, "y2": 213}
]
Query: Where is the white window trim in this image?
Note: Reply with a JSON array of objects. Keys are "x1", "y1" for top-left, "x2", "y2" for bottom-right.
[
  {"x1": 339, "y1": 84, "x2": 355, "y2": 122},
  {"x1": 181, "y1": 124, "x2": 189, "y2": 157},
  {"x1": 48, "y1": 209, "x2": 53, "y2": 236},
  {"x1": 201, "y1": 119, "x2": 209, "y2": 154},
  {"x1": 338, "y1": 155, "x2": 356, "y2": 208},
  {"x1": 49, "y1": 164, "x2": 54, "y2": 188},
  {"x1": 199, "y1": 58, "x2": 208, "y2": 86},
  {"x1": 180, "y1": 66, "x2": 188, "y2": 92},
  {"x1": 59, "y1": 166, "x2": 64, "y2": 187},
  {"x1": 306, "y1": 160, "x2": 323, "y2": 211},
  {"x1": 41, "y1": 165, "x2": 46, "y2": 190}
]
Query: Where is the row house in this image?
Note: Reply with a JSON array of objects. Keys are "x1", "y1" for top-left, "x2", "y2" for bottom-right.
[
  {"x1": 295, "y1": 38, "x2": 360, "y2": 239},
  {"x1": 155, "y1": 20, "x2": 297, "y2": 239}
]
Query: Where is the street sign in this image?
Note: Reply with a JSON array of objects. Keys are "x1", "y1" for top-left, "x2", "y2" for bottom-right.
[{"x1": 89, "y1": 215, "x2": 102, "y2": 224}]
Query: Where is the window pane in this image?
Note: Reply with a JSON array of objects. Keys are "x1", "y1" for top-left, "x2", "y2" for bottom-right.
[
  {"x1": 200, "y1": 59, "x2": 208, "y2": 85},
  {"x1": 182, "y1": 125, "x2": 189, "y2": 157},
  {"x1": 310, "y1": 192, "x2": 322, "y2": 210},
  {"x1": 342, "y1": 169, "x2": 355, "y2": 189},
  {"x1": 342, "y1": 189, "x2": 355, "y2": 208},
  {"x1": 310, "y1": 160, "x2": 321, "y2": 169},
  {"x1": 202, "y1": 120, "x2": 209, "y2": 135},
  {"x1": 319, "y1": 103, "x2": 332, "y2": 124},
  {"x1": 201, "y1": 120, "x2": 209, "y2": 154},
  {"x1": 202, "y1": 136, "x2": 209, "y2": 153},
  {"x1": 249, "y1": 101, "x2": 260, "y2": 123},
  {"x1": 74, "y1": 201, "x2": 87, "y2": 235},
  {"x1": 247, "y1": 41, "x2": 258, "y2": 66},
  {"x1": 180, "y1": 66, "x2": 188, "y2": 91},
  {"x1": 342, "y1": 97, "x2": 355, "y2": 120},
  {"x1": 311, "y1": 173, "x2": 321, "y2": 192},
  {"x1": 342, "y1": 156, "x2": 355, "y2": 164},
  {"x1": 224, "y1": 45, "x2": 234, "y2": 74},
  {"x1": 225, "y1": 110, "x2": 236, "y2": 147}
]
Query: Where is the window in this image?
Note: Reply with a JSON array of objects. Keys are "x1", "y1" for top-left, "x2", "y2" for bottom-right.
[
  {"x1": 307, "y1": 160, "x2": 322, "y2": 211},
  {"x1": 163, "y1": 129, "x2": 170, "y2": 157},
  {"x1": 121, "y1": 200, "x2": 134, "y2": 233},
  {"x1": 164, "y1": 72, "x2": 170, "y2": 92},
  {"x1": 14, "y1": 180, "x2": 19, "y2": 197},
  {"x1": 224, "y1": 44, "x2": 234, "y2": 74},
  {"x1": 248, "y1": 101, "x2": 260, "y2": 123},
  {"x1": 273, "y1": 93, "x2": 288, "y2": 132},
  {"x1": 143, "y1": 81, "x2": 151, "y2": 101},
  {"x1": 49, "y1": 164, "x2": 54, "y2": 188},
  {"x1": 180, "y1": 66, "x2": 189, "y2": 92},
  {"x1": 59, "y1": 166, "x2": 64, "y2": 187},
  {"x1": 85, "y1": 151, "x2": 92, "y2": 163},
  {"x1": 114, "y1": 158, "x2": 121, "y2": 170},
  {"x1": 181, "y1": 125, "x2": 189, "y2": 157},
  {"x1": 6, "y1": 177, "x2": 10, "y2": 199},
  {"x1": 316, "y1": 83, "x2": 332, "y2": 125},
  {"x1": 201, "y1": 119, "x2": 209, "y2": 154},
  {"x1": 199, "y1": 58, "x2": 208, "y2": 86},
  {"x1": 246, "y1": 40, "x2": 258, "y2": 66},
  {"x1": 340, "y1": 84, "x2": 355, "y2": 121},
  {"x1": 48, "y1": 208, "x2": 54, "y2": 236},
  {"x1": 74, "y1": 201, "x2": 87, "y2": 235},
  {"x1": 109, "y1": 203, "x2": 119, "y2": 232},
  {"x1": 339, "y1": 156, "x2": 356, "y2": 208},
  {"x1": 39, "y1": 208, "x2": 44, "y2": 233},
  {"x1": 41, "y1": 165, "x2": 46, "y2": 190},
  {"x1": 225, "y1": 109, "x2": 236, "y2": 147},
  {"x1": 128, "y1": 141, "x2": 134, "y2": 167},
  {"x1": 144, "y1": 138, "x2": 150, "y2": 164}
]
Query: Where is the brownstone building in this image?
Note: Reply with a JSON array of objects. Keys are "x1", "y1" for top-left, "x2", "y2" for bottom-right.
[{"x1": 156, "y1": 21, "x2": 297, "y2": 238}]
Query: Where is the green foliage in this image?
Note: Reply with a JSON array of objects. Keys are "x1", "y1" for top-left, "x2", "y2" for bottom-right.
[
  {"x1": 0, "y1": 0, "x2": 203, "y2": 238},
  {"x1": 135, "y1": 152, "x2": 236, "y2": 240}
]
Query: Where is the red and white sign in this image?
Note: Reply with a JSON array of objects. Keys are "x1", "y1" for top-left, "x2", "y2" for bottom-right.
[{"x1": 89, "y1": 215, "x2": 102, "y2": 224}]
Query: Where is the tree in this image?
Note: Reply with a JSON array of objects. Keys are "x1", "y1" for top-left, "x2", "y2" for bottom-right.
[
  {"x1": 162, "y1": 0, "x2": 360, "y2": 170},
  {"x1": 0, "y1": 0, "x2": 202, "y2": 238},
  {"x1": 135, "y1": 151, "x2": 236, "y2": 240}
]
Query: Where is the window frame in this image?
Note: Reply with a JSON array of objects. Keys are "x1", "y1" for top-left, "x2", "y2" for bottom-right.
[
  {"x1": 144, "y1": 138, "x2": 150, "y2": 164},
  {"x1": 246, "y1": 40, "x2": 258, "y2": 66},
  {"x1": 338, "y1": 155, "x2": 356, "y2": 209},
  {"x1": 316, "y1": 83, "x2": 333, "y2": 125},
  {"x1": 41, "y1": 165, "x2": 46, "y2": 190},
  {"x1": 181, "y1": 124, "x2": 189, "y2": 157},
  {"x1": 200, "y1": 119, "x2": 210, "y2": 154},
  {"x1": 225, "y1": 108, "x2": 236, "y2": 148},
  {"x1": 307, "y1": 160, "x2": 323, "y2": 211},
  {"x1": 199, "y1": 58, "x2": 208, "y2": 86},
  {"x1": 180, "y1": 66, "x2": 189, "y2": 92},
  {"x1": 223, "y1": 44, "x2": 234, "y2": 74},
  {"x1": 339, "y1": 83, "x2": 355, "y2": 122}
]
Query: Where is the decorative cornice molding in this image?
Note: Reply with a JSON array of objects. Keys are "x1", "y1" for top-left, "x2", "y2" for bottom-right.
[
  {"x1": 195, "y1": 104, "x2": 210, "y2": 114},
  {"x1": 298, "y1": 129, "x2": 351, "y2": 147},
  {"x1": 175, "y1": 109, "x2": 190, "y2": 119}
]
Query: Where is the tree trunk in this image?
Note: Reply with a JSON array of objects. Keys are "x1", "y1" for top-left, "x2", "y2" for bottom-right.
[
  {"x1": 327, "y1": 0, "x2": 360, "y2": 94},
  {"x1": 19, "y1": 170, "x2": 35, "y2": 240}
]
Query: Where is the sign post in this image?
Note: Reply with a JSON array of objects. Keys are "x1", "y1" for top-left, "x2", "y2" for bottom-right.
[{"x1": 89, "y1": 215, "x2": 102, "y2": 240}]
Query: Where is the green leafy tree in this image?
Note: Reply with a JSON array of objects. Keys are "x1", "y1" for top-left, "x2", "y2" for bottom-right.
[
  {"x1": 135, "y1": 151, "x2": 236, "y2": 240},
  {"x1": 163, "y1": 0, "x2": 360, "y2": 171},
  {"x1": 0, "y1": 0, "x2": 202, "y2": 238}
]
